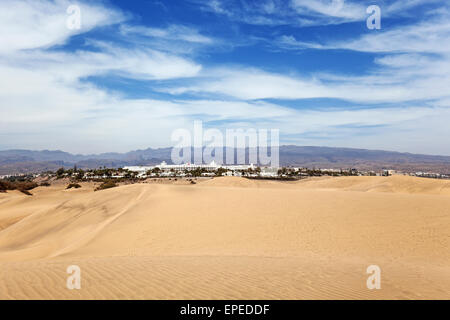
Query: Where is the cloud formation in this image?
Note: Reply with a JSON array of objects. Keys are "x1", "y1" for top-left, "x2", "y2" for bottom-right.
[{"x1": 0, "y1": 0, "x2": 449, "y2": 155}]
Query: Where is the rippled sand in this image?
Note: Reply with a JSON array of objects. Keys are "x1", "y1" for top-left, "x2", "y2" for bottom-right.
[{"x1": 0, "y1": 176, "x2": 449, "y2": 299}]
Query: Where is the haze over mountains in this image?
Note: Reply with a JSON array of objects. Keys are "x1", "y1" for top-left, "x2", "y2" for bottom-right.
[{"x1": 1, "y1": 146, "x2": 450, "y2": 175}]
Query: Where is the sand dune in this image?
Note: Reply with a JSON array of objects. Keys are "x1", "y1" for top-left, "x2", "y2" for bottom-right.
[
  {"x1": 0, "y1": 176, "x2": 449, "y2": 299},
  {"x1": 295, "y1": 175, "x2": 450, "y2": 195}
]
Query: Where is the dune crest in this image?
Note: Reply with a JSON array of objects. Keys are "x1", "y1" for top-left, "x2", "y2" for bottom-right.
[
  {"x1": 198, "y1": 176, "x2": 262, "y2": 188},
  {"x1": 295, "y1": 175, "x2": 450, "y2": 195}
]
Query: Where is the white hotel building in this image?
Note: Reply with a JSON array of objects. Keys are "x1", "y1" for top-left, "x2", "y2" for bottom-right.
[{"x1": 124, "y1": 161, "x2": 256, "y2": 175}]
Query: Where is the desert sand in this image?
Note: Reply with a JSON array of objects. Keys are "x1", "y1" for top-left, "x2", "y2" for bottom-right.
[{"x1": 0, "y1": 175, "x2": 449, "y2": 299}]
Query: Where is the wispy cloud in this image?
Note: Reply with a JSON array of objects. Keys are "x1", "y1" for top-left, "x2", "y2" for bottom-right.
[
  {"x1": 120, "y1": 24, "x2": 214, "y2": 44},
  {"x1": 193, "y1": 0, "x2": 442, "y2": 27},
  {"x1": 0, "y1": 0, "x2": 125, "y2": 54},
  {"x1": 193, "y1": 0, "x2": 295, "y2": 26},
  {"x1": 161, "y1": 61, "x2": 450, "y2": 105},
  {"x1": 260, "y1": 6, "x2": 450, "y2": 109},
  {"x1": 290, "y1": 0, "x2": 366, "y2": 22},
  {"x1": 337, "y1": 20, "x2": 450, "y2": 54}
]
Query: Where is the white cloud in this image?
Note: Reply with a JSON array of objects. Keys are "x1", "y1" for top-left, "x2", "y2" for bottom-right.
[
  {"x1": 339, "y1": 21, "x2": 450, "y2": 54},
  {"x1": 3, "y1": 47, "x2": 202, "y2": 84},
  {"x1": 245, "y1": 8, "x2": 450, "y2": 106},
  {"x1": 195, "y1": 0, "x2": 293, "y2": 26},
  {"x1": 276, "y1": 35, "x2": 326, "y2": 50},
  {"x1": 72, "y1": 44, "x2": 202, "y2": 80},
  {"x1": 0, "y1": 0, "x2": 449, "y2": 155},
  {"x1": 164, "y1": 68, "x2": 327, "y2": 99},
  {"x1": 0, "y1": 0, "x2": 202, "y2": 152},
  {"x1": 2, "y1": 59, "x2": 448, "y2": 154},
  {"x1": 161, "y1": 64, "x2": 450, "y2": 105},
  {"x1": 120, "y1": 24, "x2": 213, "y2": 44},
  {"x1": 290, "y1": 0, "x2": 365, "y2": 20},
  {"x1": 0, "y1": 0, "x2": 124, "y2": 54},
  {"x1": 196, "y1": 0, "x2": 441, "y2": 27},
  {"x1": 276, "y1": 13, "x2": 450, "y2": 53},
  {"x1": 0, "y1": 0, "x2": 203, "y2": 82}
]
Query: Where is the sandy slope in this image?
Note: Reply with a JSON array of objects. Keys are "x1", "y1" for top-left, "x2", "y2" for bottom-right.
[
  {"x1": 0, "y1": 176, "x2": 449, "y2": 299},
  {"x1": 294, "y1": 175, "x2": 450, "y2": 195}
]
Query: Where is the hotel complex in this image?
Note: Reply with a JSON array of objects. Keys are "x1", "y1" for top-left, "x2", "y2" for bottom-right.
[
  {"x1": 125, "y1": 160, "x2": 255, "y2": 172},
  {"x1": 123, "y1": 161, "x2": 270, "y2": 178}
]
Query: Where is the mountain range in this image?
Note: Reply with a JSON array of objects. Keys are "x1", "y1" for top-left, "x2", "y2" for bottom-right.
[{"x1": 1, "y1": 146, "x2": 449, "y2": 175}]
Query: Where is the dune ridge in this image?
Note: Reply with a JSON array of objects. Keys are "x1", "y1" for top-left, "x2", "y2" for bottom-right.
[{"x1": 294, "y1": 175, "x2": 450, "y2": 195}]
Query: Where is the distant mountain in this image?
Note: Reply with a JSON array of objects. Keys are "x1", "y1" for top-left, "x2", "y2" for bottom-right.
[
  {"x1": 278, "y1": 146, "x2": 450, "y2": 173},
  {"x1": 0, "y1": 148, "x2": 173, "y2": 163},
  {"x1": 0, "y1": 146, "x2": 449, "y2": 175},
  {"x1": 0, "y1": 148, "x2": 173, "y2": 175}
]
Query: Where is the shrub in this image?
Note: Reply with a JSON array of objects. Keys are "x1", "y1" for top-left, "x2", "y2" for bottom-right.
[
  {"x1": 0, "y1": 179, "x2": 38, "y2": 195},
  {"x1": 0, "y1": 180, "x2": 12, "y2": 191},
  {"x1": 19, "y1": 189, "x2": 33, "y2": 196},
  {"x1": 66, "y1": 183, "x2": 82, "y2": 189},
  {"x1": 40, "y1": 182, "x2": 51, "y2": 187},
  {"x1": 95, "y1": 180, "x2": 117, "y2": 191},
  {"x1": 56, "y1": 167, "x2": 66, "y2": 179},
  {"x1": 15, "y1": 182, "x2": 38, "y2": 195},
  {"x1": 18, "y1": 181, "x2": 38, "y2": 190}
]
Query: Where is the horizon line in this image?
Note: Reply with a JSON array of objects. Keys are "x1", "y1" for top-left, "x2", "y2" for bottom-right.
[{"x1": 1, "y1": 145, "x2": 450, "y2": 158}]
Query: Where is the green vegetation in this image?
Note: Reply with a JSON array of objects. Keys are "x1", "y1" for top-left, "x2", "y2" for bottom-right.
[
  {"x1": 56, "y1": 167, "x2": 65, "y2": 178},
  {"x1": 190, "y1": 167, "x2": 208, "y2": 177},
  {"x1": 146, "y1": 167, "x2": 161, "y2": 177},
  {"x1": 66, "y1": 183, "x2": 81, "y2": 189},
  {"x1": 215, "y1": 167, "x2": 228, "y2": 176},
  {"x1": 95, "y1": 180, "x2": 117, "y2": 191},
  {"x1": 0, "y1": 179, "x2": 38, "y2": 196}
]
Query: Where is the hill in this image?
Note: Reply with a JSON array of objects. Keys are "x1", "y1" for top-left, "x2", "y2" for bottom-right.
[{"x1": 0, "y1": 146, "x2": 449, "y2": 174}]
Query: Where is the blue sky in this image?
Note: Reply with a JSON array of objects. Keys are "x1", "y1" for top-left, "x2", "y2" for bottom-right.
[{"x1": 0, "y1": 0, "x2": 449, "y2": 155}]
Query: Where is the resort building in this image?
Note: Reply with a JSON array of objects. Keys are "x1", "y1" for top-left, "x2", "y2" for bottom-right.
[{"x1": 124, "y1": 161, "x2": 256, "y2": 175}]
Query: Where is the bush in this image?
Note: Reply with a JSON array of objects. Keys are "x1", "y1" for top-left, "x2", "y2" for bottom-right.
[
  {"x1": 17, "y1": 181, "x2": 38, "y2": 190},
  {"x1": 0, "y1": 180, "x2": 38, "y2": 195},
  {"x1": 0, "y1": 180, "x2": 12, "y2": 191},
  {"x1": 40, "y1": 182, "x2": 51, "y2": 187},
  {"x1": 66, "y1": 183, "x2": 81, "y2": 189},
  {"x1": 95, "y1": 180, "x2": 117, "y2": 191},
  {"x1": 190, "y1": 180, "x2": 196, "y2": 184}
]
